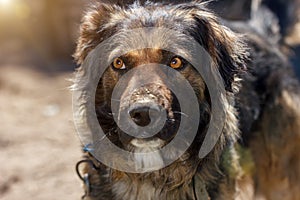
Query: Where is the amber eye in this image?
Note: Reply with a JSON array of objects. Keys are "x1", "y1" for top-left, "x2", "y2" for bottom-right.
[
  {"x1": 112, "y1": 58, "x2": 126, "y2": 69},
  {"x1": 170, "y1": 57, "x2": 183, "y2": 69}
]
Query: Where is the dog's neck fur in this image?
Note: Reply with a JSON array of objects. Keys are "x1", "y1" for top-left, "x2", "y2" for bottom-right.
[
  {"x1": 110, "y1": 160, "x2": 200, "y2": 200},
  {"x1": 83, "y1": 154, "x2": 202, "y2": 200},
  {"x1": 82, "y1": 145, "x2": 239, "y2": 200}
]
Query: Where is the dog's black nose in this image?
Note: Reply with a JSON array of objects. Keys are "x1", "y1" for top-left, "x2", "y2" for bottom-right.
[{"x1": 129, "y1": 106, "x2": 156, "y2": 127}]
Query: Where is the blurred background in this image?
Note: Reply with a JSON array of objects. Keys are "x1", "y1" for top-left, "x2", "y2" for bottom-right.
[
  {"x1": 0, "y1": 0, "x2": 84, "y2": 70},
  {"x1": 0, "y1": 0, "x2": 299, "y2": 200},
  {"x1": 0, "y1": 0, "x2": 86, "y2": 199}
]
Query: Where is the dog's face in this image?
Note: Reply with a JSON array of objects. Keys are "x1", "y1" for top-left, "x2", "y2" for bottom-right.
[
  {"x1": 74, "y1": 1, "x2": 247, "y2": 171},
  {"x1": 98, "y1": 49, "x2": 208, "y2": 151}
]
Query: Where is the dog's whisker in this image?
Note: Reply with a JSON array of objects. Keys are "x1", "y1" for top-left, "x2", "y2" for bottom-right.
[
  {"x1": 173, "y1": 111, "x2": 189, "y2": 118},
  {"x1": 167, "y1": 118, "x2": 176, "y2": 122}
]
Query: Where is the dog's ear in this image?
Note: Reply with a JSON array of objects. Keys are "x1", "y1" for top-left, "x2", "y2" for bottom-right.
[
  {"x1": 74, "y1": 3, "x2": 117, "y2": 65},
  {"x1": 187, "y1": 5, "x2": 248, "y2": 92}
]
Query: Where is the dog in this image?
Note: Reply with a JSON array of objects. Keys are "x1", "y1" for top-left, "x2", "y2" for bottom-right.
[
  {"x1": 228, "y1": 6, "x2": 300, "y2": 200},
  {"x1": 73, "y1": 1, "x2": 300, "y2": 199}
]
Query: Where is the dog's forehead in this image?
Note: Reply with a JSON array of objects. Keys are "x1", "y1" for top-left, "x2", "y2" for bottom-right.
[
  {"x1": 107, "y1": 27, "x2": 195, "y2": 63},
  {"x1": 125, "y1": 49, "x2": 164, "y2": 62},
  {"x1": 98, "y1": 3, "x2": 212, "y2": 63}
]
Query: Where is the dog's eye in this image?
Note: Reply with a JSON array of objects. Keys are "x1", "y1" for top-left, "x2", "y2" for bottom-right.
[
  {"x1": 169, "y1": 57, "x2": 183, "y2": 69},
  {"x1": 112, "y1": 58, "x2": 126, "y2": 70}
]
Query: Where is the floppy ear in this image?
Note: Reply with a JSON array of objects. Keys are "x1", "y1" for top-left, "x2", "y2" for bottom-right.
[
  {"x1": 187, "y1": 5, "x2": 248, "y2": 92},
  {"x1": 73, "y1": 3, "x2": 117, "y2": 65}
]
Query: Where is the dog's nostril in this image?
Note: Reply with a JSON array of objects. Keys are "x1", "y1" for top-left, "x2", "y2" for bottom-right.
[{"x1": 129, "y1": 106, "x2": 152, "y2": 127}]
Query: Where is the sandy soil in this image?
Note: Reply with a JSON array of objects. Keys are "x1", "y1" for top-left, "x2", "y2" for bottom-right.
[{"x1": 0, "y1": 64, "x2": 83, "y2": 200}]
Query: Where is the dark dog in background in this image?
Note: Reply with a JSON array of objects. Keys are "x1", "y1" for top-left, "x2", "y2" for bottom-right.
[
  {"x1": 217, "y1": 1, "x2": 300, "y2": 199},
  {"x1": 228, "y1": 6, "x2": 300, "y2": 200},
  {"x1": 73, "y1": 1, "x2": 300, "y2": 199}
]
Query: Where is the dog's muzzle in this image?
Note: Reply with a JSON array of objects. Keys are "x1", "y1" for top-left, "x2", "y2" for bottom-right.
[{"x1": 116, "y1": 83, "x2": 176, "y2": 148}]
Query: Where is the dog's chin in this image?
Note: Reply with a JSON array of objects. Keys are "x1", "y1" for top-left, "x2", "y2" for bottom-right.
[
  {"x1": 130, "y1": 137, "x2": 165, "y2": 148},
  {"x1": 127, "y1": 138, "x2": 166, "y2": 172}
]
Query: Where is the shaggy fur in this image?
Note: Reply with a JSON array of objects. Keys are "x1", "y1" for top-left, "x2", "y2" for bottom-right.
[
  {"x1": 73, "y1": 1, "x2": 300, "y2": 200},
  {"x1": 227, "y1": 7, "x2": 300, "y2": 200}
]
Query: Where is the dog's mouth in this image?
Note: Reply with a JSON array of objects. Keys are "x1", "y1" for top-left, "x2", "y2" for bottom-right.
[
  {"x1": 116, "y1": 83, "x2": 181, "y2": 151},
  {"x1": 117, "y1": 107, "x2": 180, "y2": 152},
  {"x1": 130, "y1": 137, "x2": 165, "y2": 148}
]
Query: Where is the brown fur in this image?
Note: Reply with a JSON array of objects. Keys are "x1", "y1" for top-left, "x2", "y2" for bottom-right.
[
  {"x1": 228, "y1": 13, "x2": 300, "y2": 199},
  {"x1": 245, "y1": 44, "x2": 300, "y2": 200},
  {"x1": 251, "y1": 89, "x2": 300, "y2": 200}
]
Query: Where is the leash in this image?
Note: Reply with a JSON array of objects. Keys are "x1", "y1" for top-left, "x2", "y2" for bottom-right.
[
  {"x1": 76, "y1": 159, "x2": 94, "y2": 199},
  {"x1": 76, "y1": 145, "x2": 102, "y2": 199}
]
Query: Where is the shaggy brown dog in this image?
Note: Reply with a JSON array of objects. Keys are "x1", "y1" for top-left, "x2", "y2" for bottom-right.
[{"x1": 73, "y1": 1, "x2": 300, "y2": 200}]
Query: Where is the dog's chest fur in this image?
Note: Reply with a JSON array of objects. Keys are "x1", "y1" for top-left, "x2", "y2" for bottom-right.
[
  {"x1": 112, "y1": 180, "x2": 160, "y2": 200},
  {"x1": 111, "y1": 177, "x2": 200, "y2": 200}
]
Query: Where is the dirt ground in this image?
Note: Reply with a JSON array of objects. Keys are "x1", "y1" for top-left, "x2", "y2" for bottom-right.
[{"x1": 0, "y1": 64, "x2": 82, "y2": 200}]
